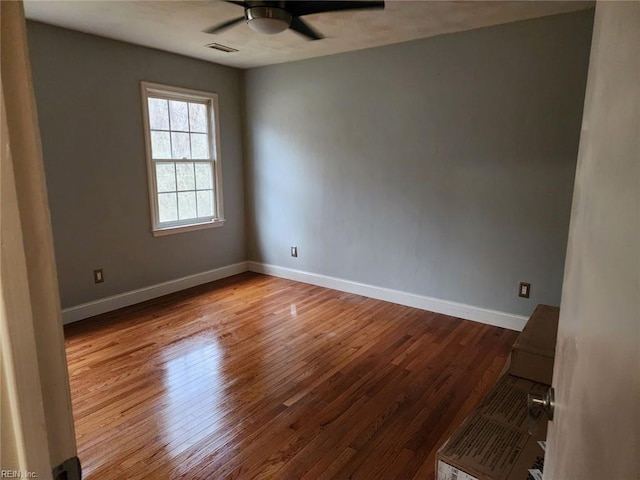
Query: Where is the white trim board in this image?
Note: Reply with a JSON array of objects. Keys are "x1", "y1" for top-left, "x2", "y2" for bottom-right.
[
  {"x1": 62, "y1": 260, "x2": 527, "y2": 331},
  {"x1": 248, "y1": 262, "x2": 527, "y2": 331},
  {"x1": 61, "y1": 262, "x2": 248, "y2": 324}
]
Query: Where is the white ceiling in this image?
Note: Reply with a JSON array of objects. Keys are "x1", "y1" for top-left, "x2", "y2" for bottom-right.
[{"x1": 24, "y1": 1, "x2": 593, "y2": 69}]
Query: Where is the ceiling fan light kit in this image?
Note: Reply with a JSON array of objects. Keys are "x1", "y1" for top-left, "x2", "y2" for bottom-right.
[{"x1": 246, "y1": 7, "x2": 292, "y2": 35}]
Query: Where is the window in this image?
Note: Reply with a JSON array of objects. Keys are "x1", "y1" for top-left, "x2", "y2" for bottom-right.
[{"x1": 141, "y1": 82, "x2": 224, "y2": 236}]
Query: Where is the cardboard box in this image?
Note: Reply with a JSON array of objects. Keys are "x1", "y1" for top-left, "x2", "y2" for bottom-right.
[
  {"x1": 509, "y1": 305, "x2": 559, "y2": 385},
  {"x1": 436, "y1": 375, "x2": 548, "y2": 480}
]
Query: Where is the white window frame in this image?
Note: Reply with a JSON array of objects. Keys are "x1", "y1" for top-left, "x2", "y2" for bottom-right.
[{"x1": 140, "y1": 81, "x2": 224, "y2": 236}]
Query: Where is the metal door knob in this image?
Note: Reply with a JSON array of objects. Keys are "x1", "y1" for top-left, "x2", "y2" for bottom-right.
[{"x1": 527, "y1": 387, "x2": 555, "y2": 421}]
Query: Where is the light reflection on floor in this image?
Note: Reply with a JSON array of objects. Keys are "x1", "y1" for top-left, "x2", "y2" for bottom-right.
[{"x1": 159, "y1": 337, "x2": 229, "y2": 458}]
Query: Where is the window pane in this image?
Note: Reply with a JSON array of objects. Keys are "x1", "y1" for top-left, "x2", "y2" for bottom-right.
[
  {"x1": 155, "y1": 163, "x2": 176, "y2": 193},
  {"x1": 151, "y1": 131, "x2": 171, "y2": 159},
  {"x1": 176, "y1": 163, "x2": 195, "y2": 191},
  {"x1": 169, "y1": 100, "x2": 189, "y2": 131},
  {"x1": 171, "y1": 132, "x2": 190, "y2": 159},
  {"x1": 158, "y1": 193, "x2": 178, "y2": 222},
  {"x1": 195, "y1": 163, "x2": 212, "y2": 189},
  {"x1": 148, "y1": 98, "x2": 169, "y2": 130},
  {"x1": 178, "y1": 191, "x2": 197, "y2": 220},
  {"x1": 191, "y1": 133, "x2": 209, "y2": 159},
  {"x1": 189, "y1": 103, "x2": 208, "y2": 133},
  {"x1": 197, "y1": 190, "x2": 214, "y2": 217}
]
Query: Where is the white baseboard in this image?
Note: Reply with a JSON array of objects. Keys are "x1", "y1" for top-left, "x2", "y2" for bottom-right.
[
  {"x1": 62, "y1": 260, "x2": 527, "y2": 331},
  {"x1": 248, "y1": 261, "x2": 527, "y2": 331},
  {"x1": 62, "y1": 262, "x2": 249, "y2": 324}
]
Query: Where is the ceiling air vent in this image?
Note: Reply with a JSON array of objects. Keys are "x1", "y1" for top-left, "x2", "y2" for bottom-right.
[{"x1": 205, "y1": 43, "x2": 238, "y2": 53}]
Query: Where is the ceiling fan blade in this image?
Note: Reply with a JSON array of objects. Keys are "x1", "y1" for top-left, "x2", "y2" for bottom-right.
[
  {"x1": 225, "y1": 1, "x2": 248, "y2": 7},
  {"x1": 289, "y1": 17, "x2": 323, "y2": 40},
  {"x1": 203, "y1": 16, "x2": 245, "y2": 34},
  {"x1": 287, "y1": 1, "x2": 384, "y2": 17}
]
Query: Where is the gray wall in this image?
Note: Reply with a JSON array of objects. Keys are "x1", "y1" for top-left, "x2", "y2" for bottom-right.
[
  {"x1": 27, "y1": 22, "x2": 245, "y2": 308},
  {"x1": 244, "y1": 10, "x2": 594, "y2": 316}
]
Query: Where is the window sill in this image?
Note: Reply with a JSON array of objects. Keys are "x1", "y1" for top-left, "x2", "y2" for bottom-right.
[{"x1": 152, "y1": 219, "x2": 225, "y2": 237}]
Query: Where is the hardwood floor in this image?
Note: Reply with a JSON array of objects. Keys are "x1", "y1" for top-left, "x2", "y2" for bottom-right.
[{"x1": 64, "y1": 272, "x2": 518, "y2": 480}]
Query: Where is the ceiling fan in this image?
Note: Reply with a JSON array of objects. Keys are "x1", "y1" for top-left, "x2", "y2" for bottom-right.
[{"x1": 204, "y1": 1, "x2": 385, "y2": 41}]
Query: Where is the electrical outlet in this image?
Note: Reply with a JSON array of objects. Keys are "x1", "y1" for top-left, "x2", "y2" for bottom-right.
[
  {"x1": 94, "y1": 269, "x2": 104, "y2": 284},
  {"x1": 518, "y1": 282, "x2": 531, "y2": 298},
  {"x1": 291, "y1": 246, "x2": 298, "y2": 258}
]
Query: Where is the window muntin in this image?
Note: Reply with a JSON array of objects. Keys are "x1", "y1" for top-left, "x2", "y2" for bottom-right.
[{"x1": 141, "y1": 82, "x2": 223, "y2": 235}]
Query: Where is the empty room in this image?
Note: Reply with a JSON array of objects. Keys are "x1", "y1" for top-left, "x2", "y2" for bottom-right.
[{"x1": 1, "y1": 1, "x2": 638, "y2": 480}]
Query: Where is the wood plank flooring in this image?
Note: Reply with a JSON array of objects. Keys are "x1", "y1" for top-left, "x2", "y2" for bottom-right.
[{"x1": 64, "y1": 272, "x2": 518, "y2": 479}]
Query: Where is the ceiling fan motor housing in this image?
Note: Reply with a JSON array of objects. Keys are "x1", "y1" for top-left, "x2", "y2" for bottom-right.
[{"x1": 245, "y1": 6, "x2": 293, "y2": 34}]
